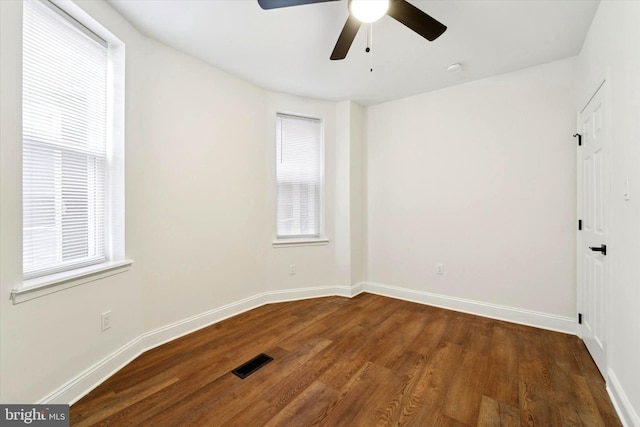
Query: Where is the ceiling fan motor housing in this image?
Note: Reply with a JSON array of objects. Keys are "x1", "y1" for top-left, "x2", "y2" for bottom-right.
[
  {"x1": 257, "y1": 0, "x2": 447, "y2": 60},
  {"x1": 348, "y1": 0, "x2": 390, "y2": 23}
]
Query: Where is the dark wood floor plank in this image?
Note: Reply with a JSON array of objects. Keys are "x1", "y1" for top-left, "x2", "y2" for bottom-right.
[
  {"x1": 71, "y1": 376, "x2": 179, "y2": 427},
  {"x1": 355, "y1": 292, "x2": 404, "y2": 329},
  {"x1": 549, "y1": 330, "x2": 583, "y2": 377},
  {"x1": 486, "y1": 323, "x2": 520, "y2": 407},
  {"x1": 348, "y1": 367, "x2": 406, "y2": 426},
  {"x1": 442, "y1": 311, "x2": 474, "y2": 346},
  {"x1": 477, "y1": 395, "x2": 519, "y2": 427},
  {"x1": 353, "y1": 307, "x2": 423, "y2": 369},
  {"x1": 441, "y1": 361, "x2": 483, "y2": 425},
  {"x1": 262, "y1": 380, "x2": 337, "y2": 427},
  {"x1": 519, "y1": 375, "x2": 559, "y2": 427},
  {"x1": 569, "y1": 336, "x2": 606, "y2": 384},
  {"x1": 371, "y1": 305, "x2": 431, "y2": 369},
  {"x1": 570, "y1": 373, "x2": 606, "y2": 426},
  {"x1": 314, "y1": 328, "x2": 371, "y2": 390},
  {"x1": 397, "y1": 341, "x2": 465, "y2": 426},
  {"x1": 585, "y1": 375, "x2": 623, "y2": 427},
  {"x1": 70, "y1": 293, "x2": 622, "y2": 426},
  {"x1": 437, "y1": 413, "x2": 473, "y2": 427},
  {"x1": 312, "y1": 361, "x2": 393, "y2": 425},
  {"x1": 276, "y1": 297, "x2": 361, "y2": 352},
  {"x1": 405, "y1": 308, "x2": 450, "y2": 359}
]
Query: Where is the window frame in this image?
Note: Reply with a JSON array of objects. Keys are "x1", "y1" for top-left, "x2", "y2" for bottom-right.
[
  {"x1": 12, "y1": 0, "x2": 131, "y2": 303},
  {"x1": 273, "y1": 112, "x2": 328, "y2": 247}
]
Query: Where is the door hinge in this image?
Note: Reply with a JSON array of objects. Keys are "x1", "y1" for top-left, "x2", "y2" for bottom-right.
[
  {"x1": 578, "y1": 219, "x2": 582, "y2": 231},
  {"x1": 578, "y1": 313, "x2": 582, "y2": 324},
  {"x1": 573, "y1": 133, "x2": 582, "y2": 146}
]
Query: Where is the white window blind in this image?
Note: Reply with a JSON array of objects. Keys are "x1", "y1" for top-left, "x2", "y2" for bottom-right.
[
  {"x1": 276, "y1": 114, "x2": 323, "y2": 239},
  {"x1": 23, "y1": 0, "x2": 109, "y2": 279}
]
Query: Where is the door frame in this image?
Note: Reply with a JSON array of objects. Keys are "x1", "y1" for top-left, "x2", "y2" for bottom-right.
[{"x1": 576, "y1": 71, "x2": 612, "y2": 381}]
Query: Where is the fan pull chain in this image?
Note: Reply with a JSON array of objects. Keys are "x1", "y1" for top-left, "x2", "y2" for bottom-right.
[{"x1": 367, "y1": 24, "x2": 373, "y2": 72}]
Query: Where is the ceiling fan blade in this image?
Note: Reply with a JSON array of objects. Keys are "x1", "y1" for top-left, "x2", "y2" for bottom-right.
[
  {"x1": 330, "y1": 15, "x2": 361, "y2": 60},
  {"x1": 257, "y1": 0, "x2": 339, "y2": 10},
  {"x1": 387, "y1": 0, "x2": 447, "y2": 41}
]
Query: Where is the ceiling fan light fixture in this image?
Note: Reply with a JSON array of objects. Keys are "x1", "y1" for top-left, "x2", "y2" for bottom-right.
[{"x1": 349, "y1": 0, "x2": 390, "y2": 23}]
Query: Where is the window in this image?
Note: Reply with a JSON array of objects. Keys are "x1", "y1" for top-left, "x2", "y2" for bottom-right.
[
  {"x1": 22, "y1": 0, "x2": 120, "y2": 281},
  {"x1": 275, "y1": 114, "x2": 324, "y2": 240}
]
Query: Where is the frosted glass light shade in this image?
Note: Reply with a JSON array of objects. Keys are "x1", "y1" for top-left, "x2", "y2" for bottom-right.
[{"x1": 349, "y1": 0, "x2": 390, "y2": 23}]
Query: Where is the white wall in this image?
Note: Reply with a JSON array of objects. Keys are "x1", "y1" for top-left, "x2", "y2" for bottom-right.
[
  {"x1": 578, "y1": 2, "x2": 640, "y2": 425},
  {"x1": 349, "y1": 102, "x2": 366, "y2": 285},
  {"x1": 130, "y1": 36, "x2": 268, "y2": 332},
  {"x1": 334, "y1": 101, "x2": 366, "y2": 288},
  {"x1": 366, "y1": 58, "x2": 578, "y2": 319}
]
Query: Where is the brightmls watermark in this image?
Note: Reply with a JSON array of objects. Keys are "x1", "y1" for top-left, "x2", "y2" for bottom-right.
[{"x1": 0, "y1": 405, "x2": 68, "y2": 426}]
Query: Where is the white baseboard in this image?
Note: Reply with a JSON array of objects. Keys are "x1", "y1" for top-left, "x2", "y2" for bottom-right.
[
  {"x1": 608, "y1": 369, "x2": 640, "y2": 427},
  {"x1": 267, "y1": 285, "x2": 350, "y2": 303},
  {"x1": 39, "y1": 336, "x2": 145, "y2": 405},
  {"x1": 43, "y1": 281, "x2": 580, "y2": 406},
  {"x1": 363, "y1": 281, "x2": 577, "y2": 334},
  {"x1": 350, "y1": 281, "x2": 366, "y2": 297},
  {"x1": 140, "y1": 293, "x2": 269, "y2": 351}
]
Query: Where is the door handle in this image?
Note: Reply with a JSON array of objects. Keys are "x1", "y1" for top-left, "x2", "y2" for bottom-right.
[{"x1": 589, "y1": 244, "x2": 607, "y2": 256}]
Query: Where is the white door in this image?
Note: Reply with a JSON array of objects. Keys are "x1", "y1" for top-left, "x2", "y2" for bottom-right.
[{"x1": 577, "y1": 81, "x2": 609, "y2": 379}]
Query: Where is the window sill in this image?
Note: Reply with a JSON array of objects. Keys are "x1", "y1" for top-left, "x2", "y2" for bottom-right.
[
  {"x1": 11, "y1": 259, "x2": 134, "y2": 304},
  {"x1": 272, "y1": 238, "x2": 330, "y2": 248}
]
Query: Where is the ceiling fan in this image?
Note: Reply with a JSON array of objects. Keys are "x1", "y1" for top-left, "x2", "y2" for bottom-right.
[{"x1": 257, "y1": 0, "x2": 447, "y2": 60}]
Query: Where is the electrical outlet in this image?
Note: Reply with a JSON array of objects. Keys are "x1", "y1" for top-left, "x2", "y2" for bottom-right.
[
  {"x1": 289, "y1": 264, "x2": 296, "y2": 275},
  {"x1": 101, "y1": 310, "x2": 111, "y2": 331},
  {"x1": 436, "y1": 264, "x2": 444, "y2": 275}
]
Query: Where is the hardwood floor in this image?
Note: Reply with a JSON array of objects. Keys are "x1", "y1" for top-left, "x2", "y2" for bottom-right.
[{"x1": 70, "y1": 293, "x2": 621, "y2": 426}]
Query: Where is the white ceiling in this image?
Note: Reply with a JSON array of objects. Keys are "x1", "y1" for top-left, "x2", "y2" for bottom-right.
[{"x1": 107, "y1": 0, "x2": 599, "y2": 106}]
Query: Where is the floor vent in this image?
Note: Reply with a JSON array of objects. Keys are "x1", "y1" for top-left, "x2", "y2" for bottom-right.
[{"x1": 232, "y1": 353, "x2": 273, "y2": 379}]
